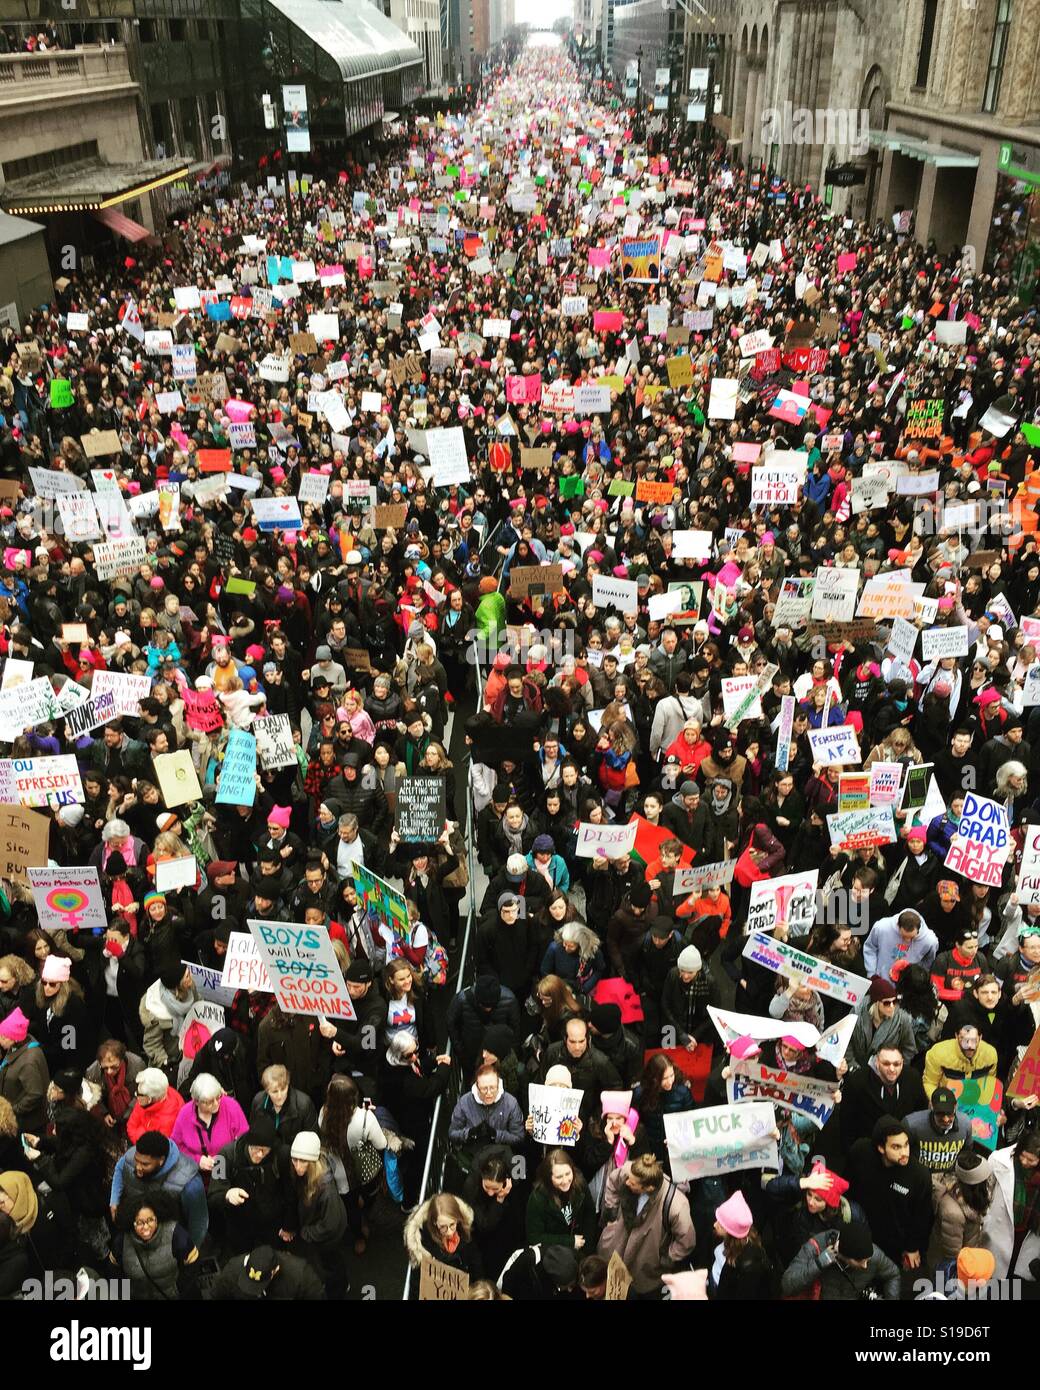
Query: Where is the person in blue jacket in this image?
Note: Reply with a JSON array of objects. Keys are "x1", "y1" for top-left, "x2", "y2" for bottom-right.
[
  {"x1": 927, "y1": 793, "x2": 964, "y2": 861},
  {"x1": 109, "y1": 1129, "x2": 208, "y2": 1249}
]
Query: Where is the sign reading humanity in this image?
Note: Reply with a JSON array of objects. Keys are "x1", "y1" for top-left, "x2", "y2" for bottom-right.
[
  {"x1": 741, "y1": 929, "x2": 869, "y2": 1006},
  {"x1": 663, "y1": 1102, "x2": 778, "y2": 1180}
]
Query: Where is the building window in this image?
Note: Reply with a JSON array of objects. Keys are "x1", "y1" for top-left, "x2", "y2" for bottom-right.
[
  {"x1": 983, "y1": 0, "x2": 1013, "y2": 113},
  {"x1": 3, "y1": 139, "x2": 99, "y2": 182},
  {"x1": 914, "y1": 0, "x2": 938, "y2": 89}
]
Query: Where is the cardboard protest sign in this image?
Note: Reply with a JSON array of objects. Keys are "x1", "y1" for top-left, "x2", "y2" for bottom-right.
[
  {"x1": 215, "y1": 729, "x2": 257, "y2": 807},
  {"x1": 944, "y1": 790, "x2": 1011, "y2": 888},
  {"x1": 747, "y1": 870, "x2": 818, "y2": 937},
  {"x1": 28, "y1": 866, "x2": 105, "y2": 932},
  {"x1": 220, "y1": 931, "x2": 273, "y2": 993},
  {"x1": 0, "y1": 756, "x2": 84, "y2": 809},
  {"x1": 527, "y1": 1082, "x2": 583, "y2": 1146},
  {"x1": 807, "y1": 724, "x2": 862, "y2": 767},
  {"x1": 0, "y1": 804, "x2": 49, "y2": 884},
  {"x1": 664, "y1": 1102, "x2": 778, "y2": 1180},
  {"x1": 248, "y1": 919, "x2": 356, "y2": 1020},
  {"x1": 575, "y1": 821, "x2": 638, "y2": 859},
  {"x1": 605, "y1": 1252, "x2": 633, "y2": 1302},
  {"x1": 153, "y1": 750, "x2": 203, "y2": 808},
  {"x1": 741, "y1": 929, "x2": 869, "y2": 1006},
  {"x1": 727, "y1": 1060, "x2": 839, "y2": 1129},
  {"x1": 395, "y1": 776, "x2": 447, "y2": 843},
  {"x1": 508, "y1": 564, "x2": 564, "y2": 599},
  {"x1": 419, "y1": 1253, "x2": 469, "y2": 1301},
  {"x1": 253, "y1": 714, "x2": 296, "y2": 771}
]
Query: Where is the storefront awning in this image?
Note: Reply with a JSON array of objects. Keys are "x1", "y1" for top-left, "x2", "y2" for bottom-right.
[
  {"x1": 0, "y1": 157, "x2": 190, "y2": 215},
  {"x1": 93, "y1": 206, "x2": 156, "y2": 243},
  {"x1": 263, "y1": 0, "x2": 423, "y2": 83},
  {"x1": 868, "y1": 130, "x2": 979, "y2": 169}
]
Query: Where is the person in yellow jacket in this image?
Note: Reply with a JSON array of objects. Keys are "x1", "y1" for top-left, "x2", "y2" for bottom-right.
[{"x1": 923, "y1": 1023, "x2": 999, "y2": 1098}]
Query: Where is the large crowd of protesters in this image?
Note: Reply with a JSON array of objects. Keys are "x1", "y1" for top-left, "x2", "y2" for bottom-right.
[{"x1": 0, "y1": 37, "x2": 1038, "y2": 1304}]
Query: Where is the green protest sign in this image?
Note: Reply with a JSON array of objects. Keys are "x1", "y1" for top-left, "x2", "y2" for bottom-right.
[{"x1": 50, "y1": 379, "x2": 73, "y2": 408}]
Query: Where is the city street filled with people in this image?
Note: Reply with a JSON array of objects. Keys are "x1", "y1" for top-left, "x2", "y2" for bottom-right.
[{"x1": 0, "y1": 34, "x2": 1039, "y2": 1313}]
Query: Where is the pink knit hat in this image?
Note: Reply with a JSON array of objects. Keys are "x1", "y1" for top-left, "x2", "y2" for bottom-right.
[
  {"x1": 0, "y1": 1008, "x2": 30, "y2": 1043},
  {"x1": 267, "y1": 805, "x2": 292, "y2": 828},
  {"x1": 716, "y1": 1190, "x2": 753, "y2": 1239},
  {"x1": 42, "y1": 955, "x2": 72, "y2": 984}
]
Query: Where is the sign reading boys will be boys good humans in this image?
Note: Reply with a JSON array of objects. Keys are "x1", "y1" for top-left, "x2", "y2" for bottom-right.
[{"x1": 248, "y1": 919, "x2": 356, "y2": 1020}]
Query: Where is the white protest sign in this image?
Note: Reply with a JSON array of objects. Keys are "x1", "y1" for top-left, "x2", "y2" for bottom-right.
[
  {"x1": 90, "y1": 671, "x2": 152, "y2": 718},
  {"x1": 248, "y1": 919, "x2": 356, "y2": 1020},
  {"x1": 527, "y1": 1083, "x2": 583, "y2": 1146},
  {"x1": 154, "y1": 856, "x2": 198, "y2": 893},
  {"x1": 425, "y1": 428, "x2": 470, "y2": 486},
  {"x1": 298, "y1": 471, "x2": 331, "y2": 506},
  {"x1": 944, "y1": 790, "x2": 1012, "y2": 889},
  {"x1": 920, "y1": 626, "x2": 969, "y2": 662},
  {"x1": 575, "y1": 821, "x2": 639, "y2": 859},
  {"x1": 220, "y1": 930, "x2": 273, "y2": 993},
  {"x1": 664, "y1": 1103, "x2": 778, "y2": 1181},
  {"x1": 869, "y1": 761, "x2": 904, "y2": 806},
  {"x1": 94, "y1": 536, "x2": 147, "y2": 582},
  {"x1": 747, "y1": 870, "x2": 819, "y2": 937},
  {"x1": 807, "y1": 724, "x2": 862, "y2": 766},
  {"x1": 591, "y1": 574, "x2": 639, "y2": 614},
  {"x1": 1017, "y1": 824, "x2": 1040, "y2": 905},
  {"x1": 811, "y1": 568, "x2": 859, "y2": 623},
  {"x1": 887, "y1": 616, "x2": 918, "y2": 666},
  {"x1": 741, "y1": 930, "x2": 870, "y2": 1007},
  {"x1": 56, "y1": 494, "x2": 101, "y2": 542},
  {"x1": 253, "y1": 714, "x2": 297, "y2": 770}
]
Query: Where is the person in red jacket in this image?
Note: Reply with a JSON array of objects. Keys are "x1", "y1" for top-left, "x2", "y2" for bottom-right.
[
  {"x1": 929, "y1": 925, "x2": 989, "y2": 1004},
  {"x1": 125, "y1": 1067, "x2": 185, "y2": 1144}
]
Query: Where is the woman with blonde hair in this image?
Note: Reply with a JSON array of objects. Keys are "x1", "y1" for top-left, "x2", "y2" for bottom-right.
[
  {"x1": 532, "y1": 974, "x2": 583, "y2": 1049},
  {"x1": 403, "y1": 1190, "x2": 483, "y2": 1283},
  {"x1": 382, "y1": 958, "x2": 430, "y2": 1048},
  {"x1": 31, "y1": 953, "x2": 92, "y2": 1072},
  {"x1": 286, "y1": 1130, "x2": 349, "y2": 1297},
  {"x1": 0, "y1": 954, "x2": 35, "y2": 1029},
  {"x1": 863, "y1": 724, "x2": 922, "y2": 770}
]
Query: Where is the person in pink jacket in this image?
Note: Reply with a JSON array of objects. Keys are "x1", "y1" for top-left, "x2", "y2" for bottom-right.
[{"x1": 170, "y1": 1073, "x2": 248, "y2": 1180}]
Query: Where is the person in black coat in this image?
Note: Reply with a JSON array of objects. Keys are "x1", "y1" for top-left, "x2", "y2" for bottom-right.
[
  {"x1": 476, "y1": 894, "x2": 541, "y2": 1000},
  {"x1": 100, "y1": 918, "x2": 147, "y2": 1047},
  {"x1": 846, "y1": 1117, "x2": 934, "y2": 1272},
  {"x1": 30, "y1": 966, "x2": 93, "y2": 1074},
  {"x1": 207, "y1": 1116, "x2": 295, "y2": 1255},
  {"x1": 378, "y1": 1034, "x2": 452, "y2": 1204},
  {"x1": 447, "y1": 976, "x2": 521, "y2": 1078},
  {"x1": 499, "y1": 1242, "x2": 583, "y2": 1300},
  {"x1": 208, "y1": 1244, "x2": 326, "y2": 1300},
  {"x1": 26, "y1": 1090, "x2": 108, "y2": 1225},
  {"x1": 329, "y1": 960, "x2": 386, "y2": 1088},
  {"x1": 839, "y1": 1045, "x2": 927, "y2": 1153},
  {"x1": 462, "y1": 1145, "x2": 525, "y2": 1282}
]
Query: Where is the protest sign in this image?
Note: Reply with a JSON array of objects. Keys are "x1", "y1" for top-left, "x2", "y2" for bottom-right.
[
  {"x1": 857, "y1": 577, "x2": 925, "y2": 619},
  {"x1": 944, "y1": 789, "x2": 1011, "y2": 888},
  {"x1": 1016, "y1": 825, "x2": 1040, "y2": 905},
  {"x1": 605, "y1": 1252, "x2": 633, "y2": 1302},
  {"x1": 816, "y1": 1013, "x2": 859, "y2": 1069},
  {"x1": 154, "y1": 856, "x2": 198, "y2": 894},
  {"x1": 184, "y1": 960, "x2": 237, "y2": 1008},
  {"x1": 153, "y1": 750, "x2": 203, "y2": 808},
  {"x1": 591, "y1": 574, "x2": 639, "y2": 614},
  {"x1": 747, "y1": 870, "x2": 818, "y2": 937},
  {"x1": 0, "y1": 677, "x2": 58, "y2": 742},
  {"x1": 183, "y1": 688, "x2": 224, "y2": 735},
  {"x1": 670, "y1": 861, "x2": 737, "y2": 895},
  {"x1": 741, "y1": 929, "x2": 869, "y2": 1006},
  {"x1": 900, "y1": 762, "x2": 933, "y2": 812},
  {"x1": 837, "y1": 772, "x2": 870, "y2": 812},
  {"x1": 248, "y1": 919, "x2": 356, "y2": 1020},
  {"x1": 827, "y1": 806, "x2": 896, "y2": 851},
  {"x1": 508, "y1": 564, "x2": 564, "y2": 599},
  {"x1": 252, "y1": 497, "x2": 303, "y2": 531},
  {"x1": 721, "y1": 675, "x2": 762, "y2": 724},
  {"x1": 94, "y1": 537, "x2": 148, "y2": 582},
  {"x1": 771, "y1": 578, "x2": 815, "y2": 630},
  {"x1": 806, "y1": 724, "x2": 862, "y2": 767},
  {"x1": 56, "y1": 493, "x2": 101, "y2": 542},
  {"x1": 1008, "y1": 1025, "x2": 1040, "y2": 1101},
  {"x1": 810, "y1": 568, "x2": 859, "y2": 623},
  {"x1": 527, "y1": 1082, "x2": 583, "y2": 1145},
  {"x1": 0, "y1": 756, "x2": 84, "y2": 808},
  {"x1": 0, "y1": 804, "x2": 49, "y2": 884},
  {"x1": 425, "y1": 427, "x2": 470, "y2": 486},
  {"x1": 869, "y1": 762, "x2": 904, "y2": 806},
  {"x1": 903, "y1": 397, "x2": 944, "y2": 440},
  {"x1": 664, "y1": 1102, "x2": 778, "y2": 1180},
  {"x1": 62, "y1": 689, "x2": 117, "y2": 739},
  {"x1": 887, "y1": 616, "x2": 918, "y2": 667},
  {"x1": 351, "y1": 862, "x2": 410, "y2": 936},
  {"x1": 920, "y1": 626, "x2": 969, "y2": 662},
  {"x1": 253, "y1": 714, "x2": 297, "y2": 771},
  {"x1": 774, "y1": 695, "x2": 796, "y2": 773},
  {"x1": 178, "y1": 999, "x2": 228, "y2": 1047},
  {"x1": 91, "y1": 671, "x2": 152, "y2": 718},
  {"x1": 419, "y1": 1254, "x2": 469, "y2": 1301},
  {"x1": 298, "y1": 471, "x2": 331, "y2": 506},
  {"x1": 575, "y1": 821, "x2": 639, "y2": 859},
  {"x1": 620, "y1": 236, "x2": 662, "y2": 283},
  {"x1": 220, "y1": 931, "x2": 273, "y2": 992},
  {"x1": 28, "y1": 866, "x2": 105, "y2": 932},
  {"x1": 215, "y1": 729, "x2": 257, "y2": 806},
  {"x1": 727, "y1": 1060, "x2": 840, "y2": 1129},
  {"x1": 751, "y1": 461, "x2": 805, "y2": 506},
  {"x1": 395, "y1": 776, "x2": 447, "y2": 843},
  {"x1": 707, "y1": 1005, "x2": 823, "y2": 1055}
]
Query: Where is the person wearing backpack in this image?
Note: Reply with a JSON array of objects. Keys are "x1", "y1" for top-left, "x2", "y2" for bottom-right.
[
  {"x1": 596, "y1": 1152, "x2": 695, "y2": 1297},
  {"x1": 780, "y1": 1220, "x2": 901, "y2": 1300}
]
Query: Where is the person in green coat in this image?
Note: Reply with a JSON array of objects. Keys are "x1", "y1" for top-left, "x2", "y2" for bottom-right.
[
  {"x1": 525, "y1": 1148, "x2": 599, "y2": 1252},
  {"x1": 475, "y1": 577, "x2": 506, "y2": 659}
]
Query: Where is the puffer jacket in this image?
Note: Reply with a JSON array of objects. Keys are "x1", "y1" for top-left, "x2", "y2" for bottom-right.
[
  {"x1": 926, "y1": 1170, "x2": 994, "y2": 1268},
  {"x1": 448, "y1": 1079, "x2": 525, "y2": 1169}
]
